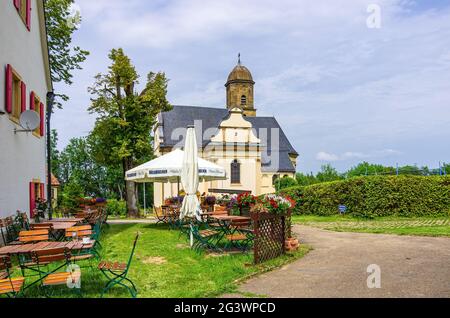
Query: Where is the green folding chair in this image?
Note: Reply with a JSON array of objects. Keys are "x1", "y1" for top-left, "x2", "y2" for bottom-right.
[
  {"x1": 98, "y1": 233, "x2": 139, "y2": 298},
  {"x1": 0, "y1": 255, "x2": 25, "y2": 298},
  {"x1": 31, "y1": 247, "x2": 82, "y2": 297},
  {"x1": 191, "y1": 224, "x2": 222, "y2": 252}
]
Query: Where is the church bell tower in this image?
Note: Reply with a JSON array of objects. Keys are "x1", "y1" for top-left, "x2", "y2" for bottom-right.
[{"x1": 225, "y1": 54, "x2": 256, "y2": 117}]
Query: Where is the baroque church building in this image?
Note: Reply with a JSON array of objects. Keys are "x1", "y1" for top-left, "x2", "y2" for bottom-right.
[{"x1": 153, "y1": 58, "x2": 298, "y2": 206}]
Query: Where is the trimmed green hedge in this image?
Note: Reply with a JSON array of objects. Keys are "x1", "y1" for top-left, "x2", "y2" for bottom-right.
[{"x1": 279, "y1": 176, "x2": 450, "y2": 218}]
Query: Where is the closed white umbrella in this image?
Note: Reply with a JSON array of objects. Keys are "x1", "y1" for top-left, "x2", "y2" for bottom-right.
[
  {"x1": 180, "y1": 126, "x2": 202, "y2": 247},
  {"x1": 179, "y1": 127, "x2": 202, "y2": 221}
]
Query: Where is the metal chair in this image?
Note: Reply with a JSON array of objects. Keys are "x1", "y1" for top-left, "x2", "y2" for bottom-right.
[
  {"x1": 98, "y1": 233, "x2": 139, "y2": 298},
  {"x1": 191, "y1": 224, "x2": 222, "y2": 252},
  {"x1": 31, "y1": 247, "x2": 81, "y2": 297},
  {"x1": 0, "y1": 255, "x2": 25, "y2": 298}
]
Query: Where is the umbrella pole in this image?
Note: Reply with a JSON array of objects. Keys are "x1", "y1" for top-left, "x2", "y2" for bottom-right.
[
  {"x1": 190, "y1": 221, "x2": 194, "y2": 248},
  {"x1": 143, "y1": 183, "x2": 147, "y2": 216},
  {"x1": 177, "y1": 177, "x2": 180, "y2": 196}
]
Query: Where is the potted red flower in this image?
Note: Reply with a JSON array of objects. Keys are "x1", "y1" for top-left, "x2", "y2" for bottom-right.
[{"x1": 237, "y1": 192, "x2": 257, "y2": 216}]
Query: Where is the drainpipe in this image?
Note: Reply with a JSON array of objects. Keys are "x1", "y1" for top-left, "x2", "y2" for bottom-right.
[{"x1": 46, "y1": 92, "x2": 55, "y2": 220}]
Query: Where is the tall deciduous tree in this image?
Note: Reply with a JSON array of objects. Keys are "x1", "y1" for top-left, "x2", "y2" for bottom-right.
[
  {"x1": 88, "y1": 48, "x2": 172, "y2": 217},
  {"x1": 45, "y1": 0, "x2": 89, "y2": 108},
  {"x1": 316, "y1": 164, "x2": 342, "y2": 183}
]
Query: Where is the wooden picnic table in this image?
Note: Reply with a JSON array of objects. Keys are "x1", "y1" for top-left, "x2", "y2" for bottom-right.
[
  {"x1": 50, "y1": 222, "x2": 78, "y2": 231},
  {"x1": 201, "y1": 211, "x2": 218, "y2": 216},
  {"x1": 47, "y1": 218, "x2": 84, "y2": 223},
  {"x1": 0, "y1": 240, "x2": 95, "y2": 256},
  {"x1": 211, "y1": 215, "x2": 251, "y2": 221}
]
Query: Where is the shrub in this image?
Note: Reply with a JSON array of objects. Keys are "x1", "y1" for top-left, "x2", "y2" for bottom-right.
[
  {"x1": 279, "y1": 176, "x2": 450, "y2": 218},
  {"x1": 61, "y1": 181, "x2": 84, "y2": 210},
  {"x1": 274, "y1": 176, "x2": 298, "y2": 190},
  {"x1": 106, "y1": 199, "x2": 127, "y2": 217}
]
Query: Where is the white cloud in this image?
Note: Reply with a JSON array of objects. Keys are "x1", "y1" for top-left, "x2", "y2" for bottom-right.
[
  {"x1": 58, "y1": 0, "x2": 450, "y2": 173},
  {"x1": 316, "y1": 152, "x2": 340, "y2": 162},
  {"x1": 317, "y1": 149, "x2": 402, "y2": 162}
]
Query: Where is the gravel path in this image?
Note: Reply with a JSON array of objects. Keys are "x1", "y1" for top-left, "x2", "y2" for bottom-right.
[{"x1": 231, "y1": 225, "x2": 450, "y2": 298}]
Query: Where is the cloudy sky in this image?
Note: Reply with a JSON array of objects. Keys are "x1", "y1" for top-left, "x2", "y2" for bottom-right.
[{"x1": 52, "y1": 0, "x2": 450, "y2": 173}]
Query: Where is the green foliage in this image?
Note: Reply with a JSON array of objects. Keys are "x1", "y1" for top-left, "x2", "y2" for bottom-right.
[
  {"x1": 50, "y1": 129, "x2": 61, "y2": 179},
  {"x1": 106, "y1": 199, "x2": 127, "y2": 217},
  {"x1": 61, "y1": 181, "x2": 84, "y2": 209},
  {"x1": 279, "y1": 176, "x2": 450, "y2": 218},
  {"x1": 274, "y1": 176, "x2": 298, "y2": 190},
  {"x1": 295, "y1": 172, "x2": 318, "y2": 186},
  {"x1": 345, "y1": 162, "x2": 395, "y2": 178},
  {"x1": 88, "y1": 48, "x2": 172, "y2": 167},
  {"x1": 87, "y1": 48, "x2": 172, "y2": 216},
  {"x1": 58, "y1": 137, "x2": 124, "y2": 199},
  {"x1": 44, "y1": 0, "x2": 89, "y2": 108},
  {"x1": 316, "y1": 164, "x2": 342, "y2": 183}
]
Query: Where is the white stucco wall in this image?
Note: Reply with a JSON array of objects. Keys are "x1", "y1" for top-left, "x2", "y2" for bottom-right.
[{"x1": 0, "y1": 1, "x2": 50, "y2": 218}]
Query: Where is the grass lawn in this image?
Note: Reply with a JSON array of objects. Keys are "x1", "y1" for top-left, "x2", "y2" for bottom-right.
[
  {"x1": 18, "y1": 223, "x2": 310, "y2": 298},
  {"x1": 292, "y1": 215, "x2": 450, "y2": 237}
]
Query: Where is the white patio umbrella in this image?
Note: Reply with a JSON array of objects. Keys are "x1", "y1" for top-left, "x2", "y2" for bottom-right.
[
  {"x1": 124, "y1": 145, "x2": 226, "y2": 213},
  {"x1": 179, "y1": 127, "x2": 202, "y2": 222},
  {"x1": 125, "y1": 149, "x2": 226, "y2": 183}
]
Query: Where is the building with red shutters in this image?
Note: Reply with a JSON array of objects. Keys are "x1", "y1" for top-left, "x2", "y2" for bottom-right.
[{"x1": 0, "y1": 1, "x2": 52, "y2": 219}]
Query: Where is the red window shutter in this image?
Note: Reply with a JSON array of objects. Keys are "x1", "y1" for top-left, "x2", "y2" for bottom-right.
[
  {"x1": 40, "y1": 183, "x2": 45, "y2": 200},
  {"x1": 5, "y1": 64, "x2": 13, "y2": 113},
  {"x1": 14, "y1": 0, "x2": 21, "y2": 10},
  {"x1": 21, "y1": 81, "x2": 26, "y2": 113},
  {"x1": 26, "y1": 0, "x2": 31, "y2": 31},
  {"x1": 39, "y1": 102, "x2": 44, "y2": 136},
  {"x1": 29, "y1": 182, "x2": 36, "y2": 217},
  {"x1": 30, "y1": 91, "x2": 35, "y2": 110}
]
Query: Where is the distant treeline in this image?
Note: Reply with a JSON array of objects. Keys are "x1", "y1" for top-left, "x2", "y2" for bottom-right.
[{"x1": 275, "y1": 162, "x2": 449, "y2": 190}]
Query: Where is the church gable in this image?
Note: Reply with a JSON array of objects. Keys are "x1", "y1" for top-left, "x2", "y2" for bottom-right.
[{"x1": 210, "y1": 108, "x2": 260, "y2": 144}]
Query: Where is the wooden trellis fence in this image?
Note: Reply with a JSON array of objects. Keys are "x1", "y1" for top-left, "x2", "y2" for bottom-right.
[{"x1": 251, "y1": 211, "x2": 291, "y2": 264}]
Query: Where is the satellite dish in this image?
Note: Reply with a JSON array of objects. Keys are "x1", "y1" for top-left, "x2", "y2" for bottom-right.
[{"x1": 19, "y1": 110, "x2": 40, "y2": 131}]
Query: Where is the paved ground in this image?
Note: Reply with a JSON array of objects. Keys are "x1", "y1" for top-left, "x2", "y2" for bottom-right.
[{"x1": 230, "y1": 225, "x2": 450, "y2": 298}]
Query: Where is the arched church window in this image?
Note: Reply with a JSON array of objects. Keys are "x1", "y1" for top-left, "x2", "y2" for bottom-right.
[
  {"x1": 241, "y1": 95, "x2": 247, "y2": 106},
  {"x1": 231, "y1": 159, "x2": 241, "y2": 184}
]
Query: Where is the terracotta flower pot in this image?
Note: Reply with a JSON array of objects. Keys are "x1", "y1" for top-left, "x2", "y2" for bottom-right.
[{"x1": 285, "y1": 237, "x2": 299, "y2": 251}]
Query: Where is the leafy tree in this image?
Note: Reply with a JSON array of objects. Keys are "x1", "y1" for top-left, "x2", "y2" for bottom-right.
[
  {"x1": 295, "y1": 172, "x2": 318, "y2": 186},
  {"x1": 58, "y1": 137, "x2": 107, "y2": 197},
  {"x1": 274, "y1": 176, "x2": 298, "y2": 191},
  {"x1": 88, "y1": 48, "x2": 171, "y2": 217},
  {"x1": 398, "y1": 165, "x2": 422, "y2": 176},
  {"x1": 61, "y1": 180, "x2": 84, "y2": 209},
  {"x1": 45, "y1": 0, "x2": 89, "y2": 108},
  {"x1": 345, "y1": 162, "x2": 395, "y2": 177},
  {"x1": 50, "y1": 129, "x2": 61, "y2": 179},
  {"x1": 316, "y1": 164, "x2": 342, "y2": 183}
]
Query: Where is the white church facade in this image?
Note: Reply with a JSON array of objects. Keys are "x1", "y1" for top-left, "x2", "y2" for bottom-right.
[{"x1": 153, "y1": 60, "x2": 298, "y2": 206}]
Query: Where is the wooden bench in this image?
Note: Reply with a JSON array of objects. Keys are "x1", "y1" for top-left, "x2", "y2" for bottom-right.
[
  {"x1": 18, "y1": 229, "x2": 49, "y2": 243},
  {"x1": 0, "y1": 255, "x2": 25, "y2": 297},
  {"x1": 31, "y1": 247, "x2": 81, "y2": 295},
  {"x1": 30, "y1": 223, "x2": 54, "y2": 231},
  {"x1": 65, "y1": 225, "x2": 92, "y2": 239},
  {"x1": 199, "y1": 229, "x2": 220, "y2": 238},
  {"x1": 226, "y1": 233, "x2": 248, "y2": 241}
]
